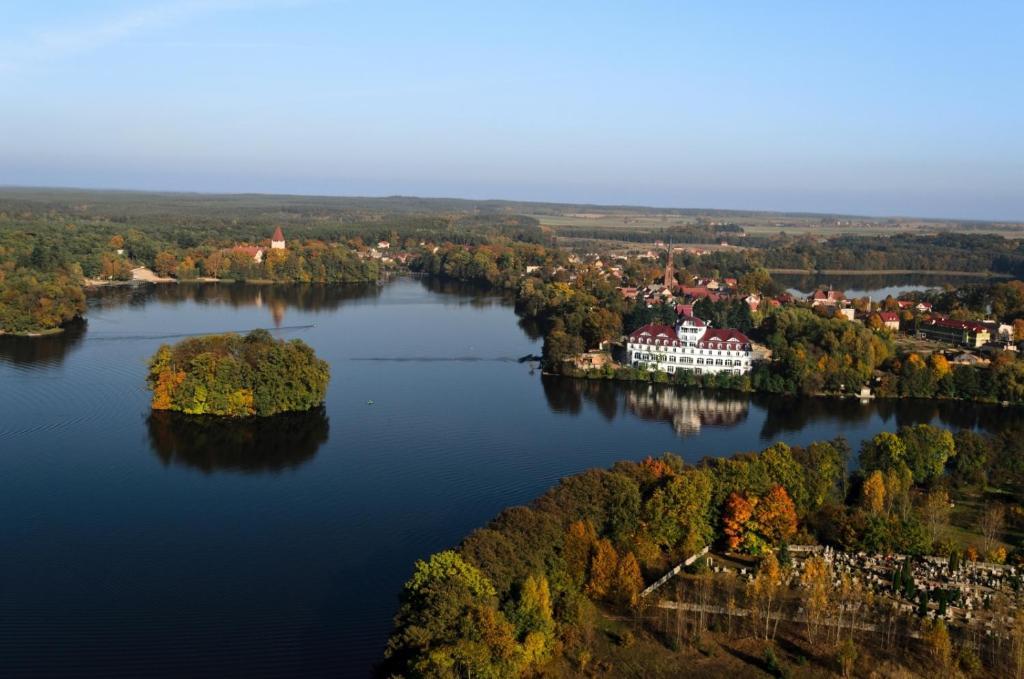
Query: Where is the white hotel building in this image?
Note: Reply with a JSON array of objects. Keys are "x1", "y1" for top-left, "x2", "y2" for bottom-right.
[{"x1": 626, "y1": 316, "x2": 753, "y2": 376}]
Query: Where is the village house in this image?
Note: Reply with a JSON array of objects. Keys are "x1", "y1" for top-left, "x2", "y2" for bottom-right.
[
  {"x1": 877, "y1": 311, "x2": 901, "y2": 331},
  {"x1": 626, "y1": 316, "x2": 753, "y2": 376}
]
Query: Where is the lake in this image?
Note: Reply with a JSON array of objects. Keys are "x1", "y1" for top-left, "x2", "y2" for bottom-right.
[{"x1": 1, "y1": 277, "x2": 1021, "y2": 678}]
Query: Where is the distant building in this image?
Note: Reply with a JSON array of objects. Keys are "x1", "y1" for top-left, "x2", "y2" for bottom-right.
[
  {"x1": 377, "y1": 240, "x2": 390, "y2": 250},
  {"x1": 837, "y1": 307, "x2": 856, "y2": 321},
  {"x1": 898, "y1": 300, "x2": 933, "y2": 313},
  {"x1": 626, "y1": 316, "x2": 753, "y2": 376},
  {"x1": 810, "y1": 289, "x2": 845, "y2": 307},
  {"x1": 920, "y1": 317, "x2": 990, "y2": 348},
  {"x1": 271, "y1": 226, "x2": 286, "y2": 250}
]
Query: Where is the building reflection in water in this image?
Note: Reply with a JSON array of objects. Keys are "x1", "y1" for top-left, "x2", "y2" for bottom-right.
[
  {"x1": 626, "y1": 386, "x2": 748, "y2": 435},
  {"x1": 146, "y1": 407, "x2": 329, "y2": 474}
]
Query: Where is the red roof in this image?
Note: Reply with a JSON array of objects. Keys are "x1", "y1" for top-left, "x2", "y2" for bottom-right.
[
  {"x1": 272, "y1": 226, "x2": 285, "y2": 241},
  {"x1": 675, "y1": 303, "x2": 694, "y2": 317},
  {"x1": 680, "y1": 286, "x2": 721, "y2": 301},
  {"x1": 878, "y1": 312, "x2": 900, "y2": 322},
  {"x1": 629, "y1": 323, "x2": 681, "y2": 346},
  {"x1": 928, "y1": 318, "x2": 989, "y2": 333},
  {"x1": 700, "y1": 328, "x2": 751, "y2": 347}
]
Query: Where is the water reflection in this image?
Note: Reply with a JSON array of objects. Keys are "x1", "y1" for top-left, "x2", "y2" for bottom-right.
[
  {"x1": 773, "y1": 272, "x2": 991, "y2": 301},
  {"x1": 627, "y1": 386, "x2": 748, "y2": 435},
  {"x1": 147, "y1": 408, "x2": 329, "y2": 474},
  {"x1": 418, "y1": 277, "x2": 518, "y2": 307},
  {"x1": 542, "y1": 376, "x2": 1024, "y2": 441},
  {"x1": 0, "y1": 318, "x2": 86, "y2": 367}
]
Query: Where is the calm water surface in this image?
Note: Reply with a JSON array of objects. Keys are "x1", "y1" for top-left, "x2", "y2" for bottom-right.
[{"x1": 1, "y1": 278, "x2": 1021, "y2": 677}]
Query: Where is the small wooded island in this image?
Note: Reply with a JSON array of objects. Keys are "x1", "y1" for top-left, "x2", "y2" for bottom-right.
[{"x1": 146, "y1": 329, "x2": 329, "y2": 417}]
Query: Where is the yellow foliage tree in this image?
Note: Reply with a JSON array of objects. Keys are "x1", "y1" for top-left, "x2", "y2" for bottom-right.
[
  {"x1": 586, "y1": 539, "x2": 618, "y2": 600},
  {"x1": 862, "y1": 469, "x2": 886, "y2": 515}
]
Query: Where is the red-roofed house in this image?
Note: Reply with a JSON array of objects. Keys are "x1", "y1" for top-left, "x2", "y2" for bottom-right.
[
  {"x1": 877, "y1": 311, "x2": 900, "y2": 331},
  {"x1": 627, "y1": 316, "x2": 753, "y2": 376}
]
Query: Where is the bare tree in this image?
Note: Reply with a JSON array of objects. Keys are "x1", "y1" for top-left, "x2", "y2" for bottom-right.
[
  {"x1": 920, "y1": 489, "x2": 951, "y2": 547},
  {"x1": 980, "y1": 503, "x2": 1006, "y2": 558}
]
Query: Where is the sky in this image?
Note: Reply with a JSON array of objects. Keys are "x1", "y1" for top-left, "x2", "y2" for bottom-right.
[{"x1": 1, "y1": 1, "x2": 1022, "y2": 220}]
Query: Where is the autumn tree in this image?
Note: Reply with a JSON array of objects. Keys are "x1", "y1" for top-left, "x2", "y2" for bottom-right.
[
  {"x1": 643, "y1": 468, "x2": 713, "y2": 554},
  {"x1": 928, "y1": 619, "x2": 953, "y2": 676},
  {"x1": 755, "y1": 485, "x2": 798, "y2": 545},
  {"x1": 510, "y1": 574, "x2": 555, "y2": 666},
  {"x1": 980, "y1": 503, "x2": 1006, "y2": 558},
  {"x1": 385, "y1": 550, "x2": 525, "y2": 678},
  {"x1": 612, "y1": 552, "x2": 644, "y2": 608},
  {"x1": 801, "y1": 555, "x2": 831, "y2": 644},
  {"x1": 748, "y1": 552, "x2": 785, "y2": 640},
  {"x1": 860, "y1": 431, "x2": 907, "y2": 475},
  {"x1": 153, "y1": 251, "x2": 178, "y2": 277},
  {"x1": 862, "y1": 469, "x2": 886, "y2": 515},
  {"x1": 920, "y1": 489, "x2": 951, "y2": 547},
  {"x1": 563, "y1": 520, "x2": 597, "y2": 588},
  {"x1": 722, "y1": 492, "x2": 755, "y2": 551},
  {"x1": 586, "y1": 539, "x2": 618, "y2": 600}
]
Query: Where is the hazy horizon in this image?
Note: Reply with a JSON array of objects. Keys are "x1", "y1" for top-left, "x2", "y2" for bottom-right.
[{"x1": 2, "y1": 2, "x2": 1022, "y2": 221}]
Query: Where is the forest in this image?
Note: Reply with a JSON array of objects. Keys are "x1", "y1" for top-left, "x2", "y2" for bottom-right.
[
  {"x1": 382, "y1": 424, "x2": 1024, "y2": 678},
  {"x1": 146, "y1": 329, "x2": 330, "y2": 417}
]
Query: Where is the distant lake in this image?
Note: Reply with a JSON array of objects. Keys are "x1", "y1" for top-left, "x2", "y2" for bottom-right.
[
  {"x1": 2, "y1": 278, "x2": 1022, "y2": 678},
  {"x1": 773, "y1": 271, "x2": 1000, "y2": 301}
]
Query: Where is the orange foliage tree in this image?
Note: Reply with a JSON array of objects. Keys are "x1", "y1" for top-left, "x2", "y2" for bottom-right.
[
  {"x1": 755, "y1": 485, "x2": 798, "y2": 544},
  {"x1": 586, "y1": 539, "x2": 618, "y2": 599},
  {"x1": 722, "y1": 492, "x2": 755, "y2": 551}
]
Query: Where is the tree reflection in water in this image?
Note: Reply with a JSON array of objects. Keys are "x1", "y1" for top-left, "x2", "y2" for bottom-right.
[
  {"x1": 147, "y1": 407, "x2": 329, "y2": 474},
  {"x1": 0, "y1": 318, "x2": 87, "y2": 367},
  {"x1": 542, "y1": 375, "x2": 1024, "y2": 442}
]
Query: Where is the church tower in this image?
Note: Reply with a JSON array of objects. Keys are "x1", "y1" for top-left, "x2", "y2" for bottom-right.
[
  {"x1": 663, "y1": 248, "x2": 676, "y2": 290},
  {"x1": 271, "y1": 226, "x2": 286, "y2": 250}
]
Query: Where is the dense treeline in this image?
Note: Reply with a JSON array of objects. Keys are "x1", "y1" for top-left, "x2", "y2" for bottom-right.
[
  {"x1": 558, "y1": 222, "x2": 743, "y2": 244},
  {"x1": 411, "y1": 242, "x2": 563, "y2": 289},
  {"x1": 0, "y1": 264, "x2": 86, "y2": 334},
  {"x1": 751, "y1": 307, "x2": 893, "y2": 394},
  {"x1": 146, "y1": 329, "x2": 329, "y2": 417},
  {"x1": 762, "y1": 233, "x2": 1024, "y2": 276},
  {"x1": 383, "y1": 423, "x2": 1024, "y2": 677},
  {"x1": 0, "y1": 200, "x2": 549, "y2": 330}
]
